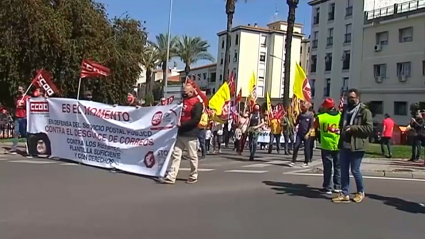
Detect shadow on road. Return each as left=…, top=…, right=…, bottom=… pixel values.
left=367, top=194, right=425, bottom=214
left=263, top=181, right=329, bottom=200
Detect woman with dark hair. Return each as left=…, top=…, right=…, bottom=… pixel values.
left=247, top=104, right=265, bottom=161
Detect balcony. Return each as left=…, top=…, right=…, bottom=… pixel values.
left=344, top=33, right=352, bottom=43
left=326, top=37, right=333, bottom=46
left=312, top=40, right=318, bottom=49
left=364, top=0, right=425, bottom=23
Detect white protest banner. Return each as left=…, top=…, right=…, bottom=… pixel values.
left=257, top=130, right=296, bottom=144
left=27, top=98, right=181, bottom=177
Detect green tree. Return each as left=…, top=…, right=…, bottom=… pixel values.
left=150, top=33, right=178, bottom=97
left=175, top=35, right=214, bottom=79
left=0, top=0, right=147, bottom=107
left=223, top=0, right=247, bottom=81
left=140, top=44, right=160, bottom=105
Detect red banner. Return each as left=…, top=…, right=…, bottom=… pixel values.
left=31, top=70, right=59, bottom=96
left=80, top=59, right=110, bottom=79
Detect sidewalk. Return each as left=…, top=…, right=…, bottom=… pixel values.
left=311, top=157, right=425, bottom=179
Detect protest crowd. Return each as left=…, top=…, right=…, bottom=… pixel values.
left=1, top=59, right=423, bottom=205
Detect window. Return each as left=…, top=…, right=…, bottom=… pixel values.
left=259, top=53, right=266, bottom=62
left=221, top=39, right=225, bottom=48
left=341, top=77, right=349, bottom=93
left=260, top=35, right=267, bottom=47
left=312, top=31, right=319, bottom=49
left=220, top=53, right=223, bottom=65
left=233, top=51, right=238, bottom=62
left=300, top=46, right=303, bottom=54
left=324, top=78, right=331, bottom=97
left=310, top=79, right=316, bottom=98
left=197, top=74, right=201, bottom=80
left=327, top=28, right=334, bottom=46
left=342, top=50, right=351, bottom=70
left=219, top=74, right=223, bottom=82
left=394, top=102, right=407, bottom=116
left=344, top=24, right=352, bottom=43
left=235, top=35, right=239, bottom=45
left=328, top=3, right=335, bottom=21
left=314, top=7, right=320, bottom=24
left=203, top=73, right=207, bottom=80
left=369, top=101, right=384, bottom=114
left=397, top=62, right=411, bottom=77
left=325, top=53, right=332, bottom=71
left=346, top=0, right=353, bottom=17
left=310, top=55, right=317, bottom=73
left=257, top=85, right=264, bottom=97
left=374, top=64, right=387, bottom=78
left=399, top=27, right=413, bottom=42
left=376, top=31, right=389, bottom=45
left=210, top=72, right=216, bottom=82
left=258, top=69, right=265, bottom=78
left=212, top=88, right=216, bottom=94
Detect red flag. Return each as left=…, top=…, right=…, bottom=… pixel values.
left=186, top=78, right=208, bottom=109
left=31, top=70, right=59, bottom=96
left=235, top=88, right=242, bottom=105
left=228, top=71, right=236, bottom=97
left=339, top=92, right=345, bottom=112
left=80, top=59, right=110, bottom=79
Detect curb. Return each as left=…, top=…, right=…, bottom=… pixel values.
left=312, top=167, right=425, bottom=179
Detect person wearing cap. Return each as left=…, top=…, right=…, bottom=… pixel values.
left=315, top=98, right=341, bottom=195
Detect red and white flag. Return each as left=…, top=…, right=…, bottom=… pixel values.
left=228, top=71, right=236, bottom=97
left=31, top=70, right=59, bottom=96
left=80, top=59, right=110, bottom=79
left=338, top=92, right=345, bottom=112
left=186, top=78, right=208, bottom=110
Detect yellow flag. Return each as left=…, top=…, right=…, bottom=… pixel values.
left=209, top=82, right=231, bottom=116
left=248, top=72, right=257, bottom=108
left=293, top=63, right=311, bottom=102
left=266, top=92, right=271, bottom=112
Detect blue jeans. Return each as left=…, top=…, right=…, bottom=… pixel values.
left=12, top=117, right=27, bottom=151
left=198, top=129, right=206, bottom=157
left=340, top=148, right=364, bottom=196
left=248, top=132, right=259, bottom=160
left=411, top=136, right=421, bottom=159
left=321, top=150, right=341, bottom=191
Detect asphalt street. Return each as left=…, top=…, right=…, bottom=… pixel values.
left=1, top=149, right=425, bottom=239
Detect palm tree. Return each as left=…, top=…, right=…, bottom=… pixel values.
left=223, top=0, right=247, bottom=81
left=283, top=0, right=299, bottom=109
left=150, top=33, right=178, bottom=97
left=140, top=43, right=160, bottom=104
left=175, top=35, right=215, bottom=79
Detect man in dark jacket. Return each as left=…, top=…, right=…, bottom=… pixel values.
left=288, top=101, right=314, bottom=167
left=332, top=88, right=373, bottom=204
left=409, top=112, right=424, bottom=162
left=162, top=84, right=202, bottom=184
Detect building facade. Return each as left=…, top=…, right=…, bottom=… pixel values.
left=216, top=21, right=305, bottom=101
left=360, top=0, right=425, bottom=124
left=179, top=63, right=217, bottom=96
left=300, top=39, right=310, bottom=73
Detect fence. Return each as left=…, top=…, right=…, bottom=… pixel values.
left=0, top=123, right=13, bottom=139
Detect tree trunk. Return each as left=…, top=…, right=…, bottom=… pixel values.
left=160, top=60, right=166, bottom=98
left=145, top=68, right=153, bottom=104
left=224, top=0, right=235, bottom=82
left=184, top=64, right=190, bottom=82
left=283, top=0, right=299, bottom=110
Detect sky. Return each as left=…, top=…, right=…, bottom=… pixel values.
left=98, top=0, right=312, bottom=68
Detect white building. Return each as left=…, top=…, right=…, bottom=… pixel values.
left=360, top=0, right=425, bottom=124
left=179, top=63, right=217, bottom=96
left=216, top=21, right=305, bottom=102
left=300, top=39, right=310, bottom=73
left=307, top=0, right=408, bottom=109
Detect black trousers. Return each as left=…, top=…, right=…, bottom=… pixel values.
left=291, top=134, right=312, bottom=164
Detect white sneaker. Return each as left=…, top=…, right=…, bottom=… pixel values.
left=301, top=163, right=309, bottom=168
left=287, top=162, right=295, bottom=167
left=419, top=202, right=425, bottom=207
left=333, top=189, right=342, bottom=193
left=26, top=155, right=33, bottom=159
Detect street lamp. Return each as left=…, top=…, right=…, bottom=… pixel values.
left=163, top=0, right=173, bottom=97
left=283, top=0, right=299, bottom=110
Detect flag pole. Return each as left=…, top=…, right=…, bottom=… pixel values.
left=19, top=83, right=33, bottom=105
left=76, top=78, right=82, bottom=100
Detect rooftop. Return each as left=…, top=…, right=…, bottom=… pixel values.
left=308, top=0, right=328, bottom=6
left=217, top=21, right=304, bottom=37
left=364, top=0, right=425, bottom=23
left=178, top=63, right=217, bottom=73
